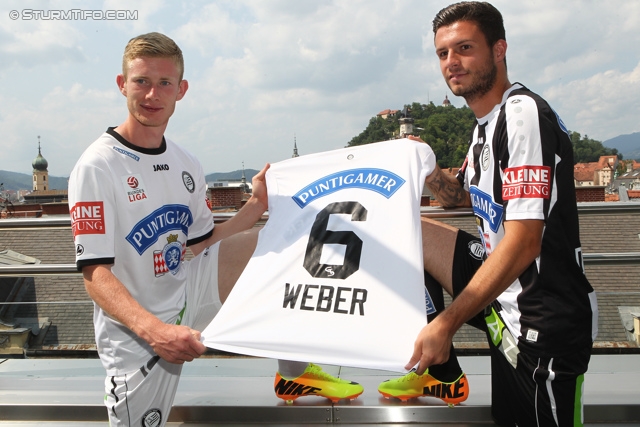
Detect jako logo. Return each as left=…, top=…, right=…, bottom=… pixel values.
left=153, top=164, right=169, bottom=172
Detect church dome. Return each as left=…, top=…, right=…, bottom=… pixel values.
left=32, top=141, right=48, bottom=171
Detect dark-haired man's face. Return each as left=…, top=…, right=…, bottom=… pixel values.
left=435, top=21, right=497, bottom=105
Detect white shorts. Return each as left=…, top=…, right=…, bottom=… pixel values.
left=105, top=242, right=222, bottom=427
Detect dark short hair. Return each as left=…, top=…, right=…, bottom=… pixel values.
left=432, top=2, right=505, bottom=48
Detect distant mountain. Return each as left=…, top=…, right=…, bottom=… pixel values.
left=205, top=169, right=260, bottom=183
left=603, top=132, right=640, bottom=160
left=0, top=169, right=261, bottom=193
left=0, top=170, right=68, bottom=192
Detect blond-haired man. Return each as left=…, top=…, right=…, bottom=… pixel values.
left=69, top=32, right=270, bottom=426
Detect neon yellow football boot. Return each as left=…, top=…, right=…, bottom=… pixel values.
left=274, top=363, right=364, bottom=403
left=378, top=370, right=469, bottom=406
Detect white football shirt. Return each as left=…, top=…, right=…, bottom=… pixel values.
left=202, top=138, right=435, bottom=372
left=68, top=128, right=214, bottom=375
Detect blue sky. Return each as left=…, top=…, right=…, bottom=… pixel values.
left=2, top=0, right=639, bottom=177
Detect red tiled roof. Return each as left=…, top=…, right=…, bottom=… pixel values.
left=574, top=163, right=597, bottom=182
left=597, top=155, right=617, bottom=169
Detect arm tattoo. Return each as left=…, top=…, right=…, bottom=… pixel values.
left=425, top=167, right=470, bottom=208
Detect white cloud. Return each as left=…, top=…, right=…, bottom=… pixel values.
left=0, top=10, right=86, bottom=69
left=544, top=61, right=640, bottom=140
left=0, top=84, right=121, bottom=176
left=173, top=2, right=248, bottom=56
left=0, top=0, right=638, bottom=176
left=102, top=0, right=169, bottom=33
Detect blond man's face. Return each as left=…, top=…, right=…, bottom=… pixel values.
left=118, top=56, right=187, bottom=129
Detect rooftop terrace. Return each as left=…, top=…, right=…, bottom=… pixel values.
left=1, top=203, right=639, bottom=425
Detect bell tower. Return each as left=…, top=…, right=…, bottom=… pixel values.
left=32, top=136, right=49, bottom=191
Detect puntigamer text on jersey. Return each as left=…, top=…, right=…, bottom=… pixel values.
left=293, top=168, right=406, bottom=208
left=125, top=204, right=193, bottom=254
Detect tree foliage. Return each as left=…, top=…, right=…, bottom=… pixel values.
left=570, top=132, right=619, bottom=163
left=348, top=102, right=475, bottom=169
left=348, top=115, right=400, bottom=147
left=348, top=104, right=619, bottom=168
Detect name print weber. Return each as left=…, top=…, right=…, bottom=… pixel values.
left=283, top=283, right=368, bottom=315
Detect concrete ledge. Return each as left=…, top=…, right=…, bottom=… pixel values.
left=1, top=356, right=639, bottom=425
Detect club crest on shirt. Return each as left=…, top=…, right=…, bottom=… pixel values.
left=468, top=241, right=485, bottom=260
left=182, top=171, right=195, bottom=193
left=292, top=168, right=406, bottom=208
left=141, top=408, right=162, bottom=427
left=480, top=143, right=491, bottom=171
left=153, top=234, right=186, bottom=276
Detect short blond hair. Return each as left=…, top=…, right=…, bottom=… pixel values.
left=122, top=32, right=184, bottom=80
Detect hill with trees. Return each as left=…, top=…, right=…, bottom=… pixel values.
left=570, top=132, right=620, bottom=164
left=348, top=103, right=620, bottom=168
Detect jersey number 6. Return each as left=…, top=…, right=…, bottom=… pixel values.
left=303, top=201, right=367, bottom=280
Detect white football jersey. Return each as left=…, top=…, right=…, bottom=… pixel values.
left=68, top=128, right=214, bottom=375
left=202, top=138, right=435, bottom=372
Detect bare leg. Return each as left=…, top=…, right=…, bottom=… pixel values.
left=217, top=227, right=260, bottom=303
left=420, top=217, right=464, bottom=382
left=421, top=217, right=458, bottom=296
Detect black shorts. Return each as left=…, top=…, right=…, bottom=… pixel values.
left=489, top=344, right=589, bottom=427
left=451, top=229, right=590, bottom=427
left=450, top=229, right=485, bottom=329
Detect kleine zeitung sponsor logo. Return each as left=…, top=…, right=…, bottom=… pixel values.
left=70, top=201, right=105, bottom=237
left=502, top=165, right=551, bottom=200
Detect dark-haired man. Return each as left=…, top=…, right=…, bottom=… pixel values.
left=378, top=3, right=598, bottom=426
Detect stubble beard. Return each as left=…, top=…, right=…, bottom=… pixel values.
left=448, top=59, right=498, bottom=105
